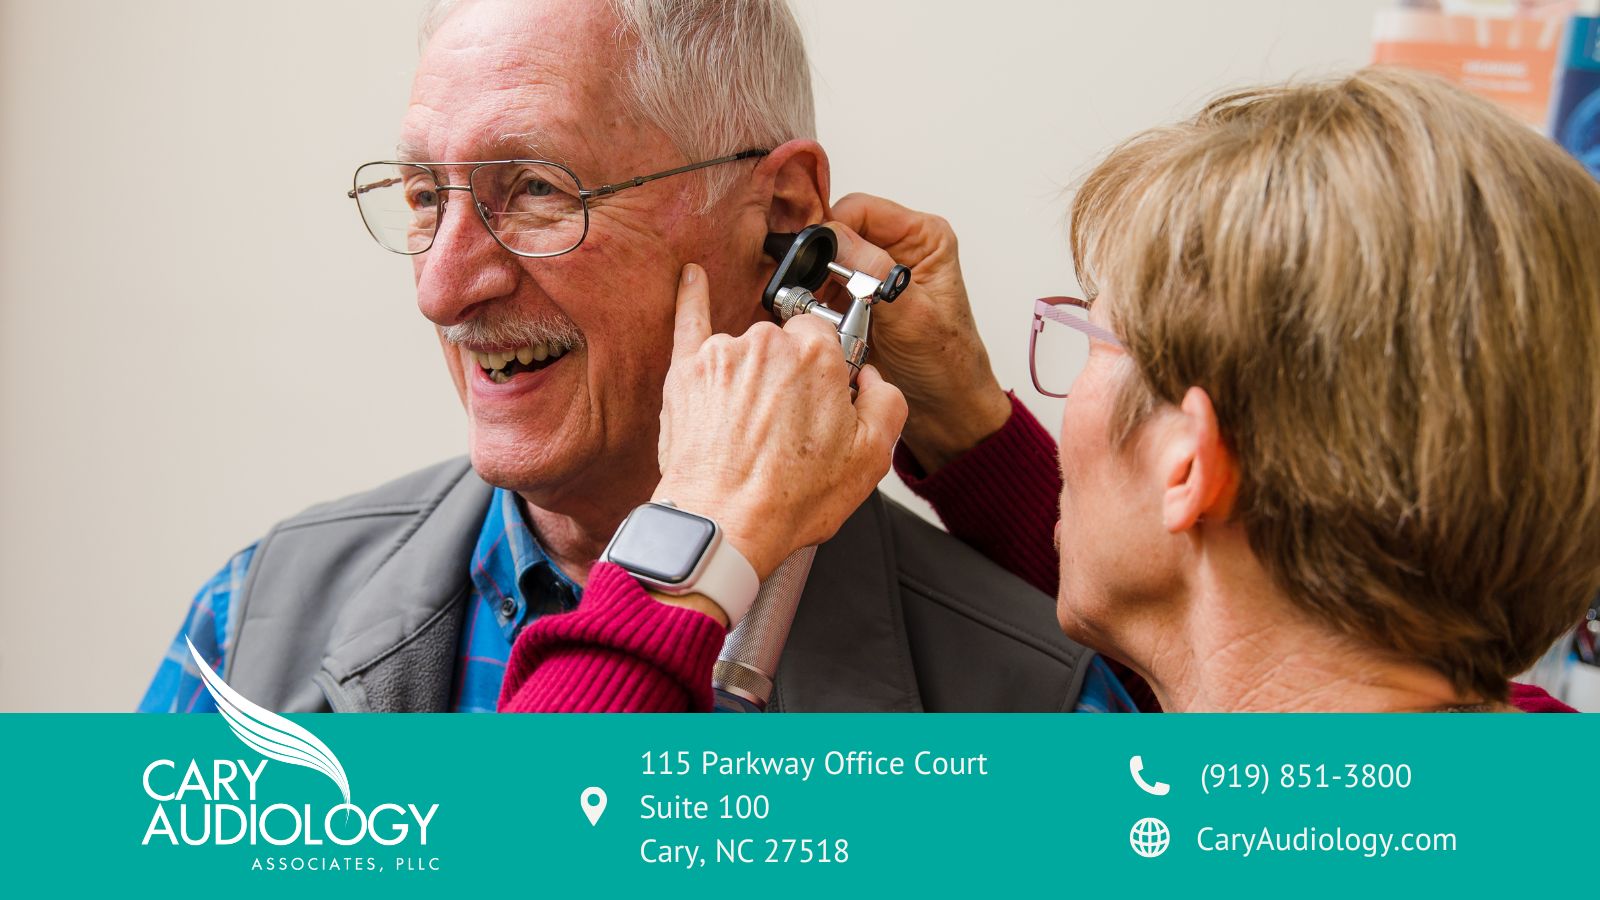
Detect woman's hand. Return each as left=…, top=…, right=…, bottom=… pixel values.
left=653, top=263, right=908, bottom=582
left=826, top=193, right=1013, bottom=473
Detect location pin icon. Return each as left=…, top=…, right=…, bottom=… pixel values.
left=581, top=787, right=607, bottom=826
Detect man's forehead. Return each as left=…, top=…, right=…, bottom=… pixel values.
left=401, top=0, right=630, bottom=166
left=423, top=0, right=620, bottom=63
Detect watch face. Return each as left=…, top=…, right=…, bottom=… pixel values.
left=608, top=504, right=716, bottom=585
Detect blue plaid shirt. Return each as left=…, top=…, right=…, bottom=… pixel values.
left=139, top=488, right=1134, bottom=713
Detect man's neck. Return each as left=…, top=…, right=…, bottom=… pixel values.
left=517, top=477, right=659, bottom=587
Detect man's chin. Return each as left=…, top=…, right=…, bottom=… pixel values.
left=466, top=435, right=578, bottom=497
left=464, top=415, right=661, bottom=516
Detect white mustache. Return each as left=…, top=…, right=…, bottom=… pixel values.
left=441, top=312, right=584, bottom=351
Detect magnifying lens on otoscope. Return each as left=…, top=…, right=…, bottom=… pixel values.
left=760, top=225, right=911, bottom=383
left=711, top=225, right=911, bottom=712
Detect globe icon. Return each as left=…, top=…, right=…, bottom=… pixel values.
left=1129, top=817, right=1171, bottom=858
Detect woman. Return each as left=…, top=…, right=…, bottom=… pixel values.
left=499, top=68, right=1600, bottom=713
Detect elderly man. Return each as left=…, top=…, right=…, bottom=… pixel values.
left=139, top=0, right=1129, bottom=713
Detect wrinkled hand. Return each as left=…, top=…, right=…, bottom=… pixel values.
left=654, top=263, right=908, bottom=582
left=825, top=193, right=1013, bottom=473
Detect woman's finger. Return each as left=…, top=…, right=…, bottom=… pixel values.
left=671, top=263, right=713, bottom=364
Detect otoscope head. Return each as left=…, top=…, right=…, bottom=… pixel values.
left=762, top=224, right=837, bottom=313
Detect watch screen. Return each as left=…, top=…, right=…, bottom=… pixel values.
left=608, top=504, right=716, bottom=584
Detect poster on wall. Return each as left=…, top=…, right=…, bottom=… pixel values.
left=1373, top=0, right=1577, bottom=132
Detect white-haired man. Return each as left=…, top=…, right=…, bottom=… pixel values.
left=140, top=0, right=1133, bottom=713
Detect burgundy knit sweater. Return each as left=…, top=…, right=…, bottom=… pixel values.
left=497, top=394, right=1573, bottom=713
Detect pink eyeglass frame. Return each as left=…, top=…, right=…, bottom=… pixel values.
left=1030, top=296, right=1123, bottom=398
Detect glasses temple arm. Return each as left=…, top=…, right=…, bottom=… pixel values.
left=582, top=148, right=770, bottom=199
left=347, top=176, right=405, bottom=199
left=1037, top=304, right=1122, bottom=346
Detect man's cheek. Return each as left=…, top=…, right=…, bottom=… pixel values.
left=438, top=339, right=469, bottom=405
left=590, top=310, right=674, bottom=379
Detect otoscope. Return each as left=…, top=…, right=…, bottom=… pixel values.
left=711, top=225, right=911, bottom=712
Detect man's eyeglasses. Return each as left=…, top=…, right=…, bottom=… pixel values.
left=1029, top=296, right=1124, bottom=398
left=348, top=149, right=770, bottom=258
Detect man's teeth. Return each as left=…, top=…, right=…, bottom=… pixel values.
left=471, top=342, right=568, bottom=372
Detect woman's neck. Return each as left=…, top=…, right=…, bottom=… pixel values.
left=1158, top=634, right=1481, bottom=712
left=1136, top=542, right=1488, bottom=713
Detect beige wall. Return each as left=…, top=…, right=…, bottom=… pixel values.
left=0, top=0, right=1389, bottom=710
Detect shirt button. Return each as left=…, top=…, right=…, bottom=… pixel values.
left=499, top=596, right=517, bottom=619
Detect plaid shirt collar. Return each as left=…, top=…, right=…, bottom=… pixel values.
left=469, top=487, right=581, bottom=642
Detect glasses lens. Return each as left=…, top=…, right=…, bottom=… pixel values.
left=1032, top=304, right=1093, bottom=397
left=353, top=163, right=438, bottom=254
left=471, top=162, right=586, bottom=257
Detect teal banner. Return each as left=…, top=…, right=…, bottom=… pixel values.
left=2, top=713, right=1587, bottom=896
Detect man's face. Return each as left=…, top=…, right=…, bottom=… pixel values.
left=402, top=0, right=764, bottom=506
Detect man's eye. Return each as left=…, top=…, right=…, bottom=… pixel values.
left=520, top=178, right=556, bottom=198
left=408, top=188, right=439, bottom=209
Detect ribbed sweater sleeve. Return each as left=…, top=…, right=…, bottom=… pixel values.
left=497, top=562, right=726, bottom=712
left=893, top=392, right=1063, bottom=597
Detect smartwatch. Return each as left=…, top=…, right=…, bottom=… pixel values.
left=600, top=502, right=760, bottom=627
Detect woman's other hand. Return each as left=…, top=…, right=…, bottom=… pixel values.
left=827, top=193, right=1013, bottom=473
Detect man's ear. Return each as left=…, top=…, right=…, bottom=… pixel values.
left=1159, top=387, right=1239, bottom=533
left=751, top=139, right=830, bottom=232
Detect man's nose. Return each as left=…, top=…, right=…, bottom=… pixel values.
left=413, top=190, right=520, bottom=327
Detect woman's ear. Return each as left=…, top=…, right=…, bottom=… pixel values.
left=751, top=139, right=830, bottom=232
left=1160, top=387, right=1238, bottom=533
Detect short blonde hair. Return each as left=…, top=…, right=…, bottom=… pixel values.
left=1070, top=67, right=1600, bottom=700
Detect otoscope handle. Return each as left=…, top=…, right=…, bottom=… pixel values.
left=713, top=545, right=818, bottom=711
left=717, top=231, right=909, bottom=712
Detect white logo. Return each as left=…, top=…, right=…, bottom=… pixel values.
left=186, top=636, right=351, bottom=803
left=1130, top=817, right=1171, bottom=858
left=140, top=640, right=439, bottom=857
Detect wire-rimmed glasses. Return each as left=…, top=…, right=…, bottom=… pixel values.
left=348, top=149, right=770, bottom=258
left=1029, top=296, right=1124, bottom=398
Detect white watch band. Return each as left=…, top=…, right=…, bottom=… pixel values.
left=601, top=503, right=761, bottom=628
left=690, top=531, right=760, bottom=628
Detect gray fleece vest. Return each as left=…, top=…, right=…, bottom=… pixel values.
left=222, top=458, right=1092, bottom=712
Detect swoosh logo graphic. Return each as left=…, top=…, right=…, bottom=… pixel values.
left=185, top=636, right=351, bottom=804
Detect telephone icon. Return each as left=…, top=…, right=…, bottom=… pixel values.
left=1129, top=755, right=1170, bottom=796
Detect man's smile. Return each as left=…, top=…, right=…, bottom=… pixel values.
left=466, top=338, right=575, bottom=384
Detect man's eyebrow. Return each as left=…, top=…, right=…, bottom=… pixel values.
left=493, top=130, right=570, bottom=164
left=391, top=131, right=575, bottom=167
left=394, top=139, right=428, bottom=163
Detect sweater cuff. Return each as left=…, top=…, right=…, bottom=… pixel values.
left=499, top=562, right=727, bottom=712
left=894, top=391, right=1061, bottom=534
